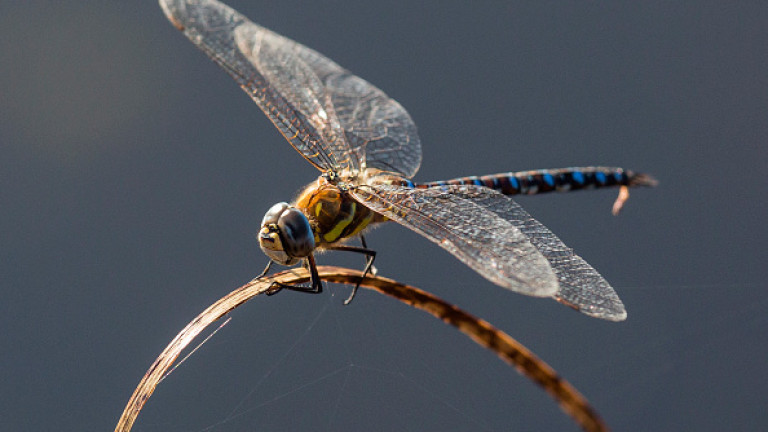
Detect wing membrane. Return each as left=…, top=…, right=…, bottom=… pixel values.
left=159, top=0, right=348, bottom=171
left=160, top=0, right=422, bottom=177
left=447, top=186, right=627, bottom=320
left=234, top=25, right=355, bottom=172
left=309, top=66, right=422, bottom=178
left=352, top=183, right=559, bottom=297
left=355, top=183, right=626, bottom=320
left=264, top=20, right=422, bottom=178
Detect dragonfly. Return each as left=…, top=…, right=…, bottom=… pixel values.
left=159, top=0, right=655, bottom=321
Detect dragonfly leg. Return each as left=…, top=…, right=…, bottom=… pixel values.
left=360, top=235, right=377, bottom=276
left=265, top=254, right=324, bottom=296
left=256, top=260, right=273, bottom=279
left=326, top=243, right=377, bottom=305
left=256, top=261, right=284, bottom=296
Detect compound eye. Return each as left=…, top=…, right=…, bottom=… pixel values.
left=277, top=208, right=315, bottom=258
left=261, top=202, right=290, bottom=227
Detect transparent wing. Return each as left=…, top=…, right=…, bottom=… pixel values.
left=235, top=7, right=422, bottom=177
left=352, top=183, right=559, bottom=297
left=450, top=186, right=627, bottom=321
left=160, top=0, right=422, bottom=178
left=159, top=0, right=350, bottom=172
left=354, top=183, right=626, bottom=320
left=298, top=55, right=423, bottom=178
left=234, top=24, right=355, bottom=172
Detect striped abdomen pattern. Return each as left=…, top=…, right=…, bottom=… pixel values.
left=418, top=167, right=656, bottom=196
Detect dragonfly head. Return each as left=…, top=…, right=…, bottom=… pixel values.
left=259, top=202, right=315, bottom=266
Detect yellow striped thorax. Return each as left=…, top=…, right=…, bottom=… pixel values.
left=293, top=176, right=383, bottom=247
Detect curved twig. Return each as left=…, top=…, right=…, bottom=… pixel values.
left=114, top=267, right=609, bottom=432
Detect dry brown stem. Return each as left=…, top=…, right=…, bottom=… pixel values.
left=115, top=266, right=609, bottom=432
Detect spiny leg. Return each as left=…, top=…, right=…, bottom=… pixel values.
left=360, top=235, right=378, bottom=276
left=256, top=261, right=283, bottom=295
left=265, top=254, right=324, bottom=296
left=256, top=260, right=273, bottom=279
left=327, top=242, right=377, bottom=305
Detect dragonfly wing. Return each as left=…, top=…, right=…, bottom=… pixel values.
left=355, top=183, right=626, bottom=320
left=159, top=0, right=353, bottom=172
left=299, top=56, right=423, bottom=178
left=451, top=186, right=628, bottom=320
left=160, top=0, right=422, bottom=177
left=234, top=25, right=357, bottom=172
left=352, top=183, right=559, bottom=297
left=253, top=14, right=422, bottom=178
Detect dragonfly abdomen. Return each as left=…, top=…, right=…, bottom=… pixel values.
left=420, top=167, right=656, bottom=196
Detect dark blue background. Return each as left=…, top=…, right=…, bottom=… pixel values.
left=2, top=1, right=766, bottom=431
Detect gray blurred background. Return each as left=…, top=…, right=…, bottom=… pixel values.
left=2, top=1, right=766, bottom=431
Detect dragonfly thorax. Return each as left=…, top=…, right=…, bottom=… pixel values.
left=294, top=178, right=383, bottom=247
left=259, top=202, right=315, bottom=266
